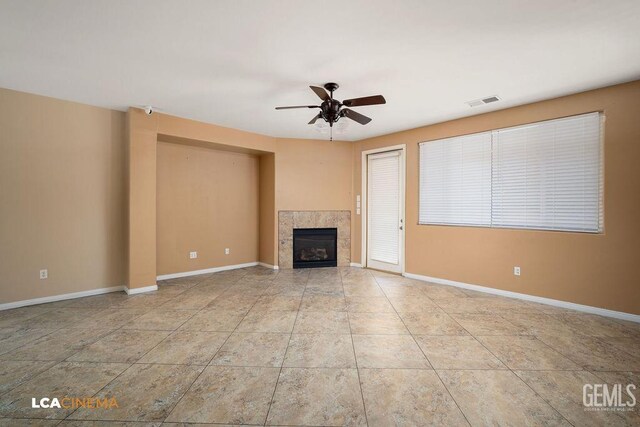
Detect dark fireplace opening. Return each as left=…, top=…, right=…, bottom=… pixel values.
left=293, top=228, right=337, bottom=269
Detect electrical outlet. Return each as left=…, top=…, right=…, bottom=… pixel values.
left=514, top=266, right=521, bottom=276
left=189, top=251, right=197, bottom=259
left=40, top=269, right=48, bottom=279
left=225, top=248, right=230, bottom=255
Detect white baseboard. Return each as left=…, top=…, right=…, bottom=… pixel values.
left=0, top=286, right=125, bottom=311
left=156, top=262, right=260, bottom=281
left=403, top=272, right=640, bottom=324
left=350, top=263, right=363, bottom=268
left=258, top=262, right=279, bottom=270
left=124, top=285, right=158, bottom=295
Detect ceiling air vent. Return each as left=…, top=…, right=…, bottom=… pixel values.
left=467, top=95, right=500, bottom=107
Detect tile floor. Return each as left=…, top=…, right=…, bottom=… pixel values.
left=0, top=266, right=639, bottom=426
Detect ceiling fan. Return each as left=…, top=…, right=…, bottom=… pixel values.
left=275, top=82, right=386, bottom=140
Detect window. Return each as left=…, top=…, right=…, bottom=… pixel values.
left=419, top=132, right=492, bottom=227
left=419, top=112, right=603, bottom=233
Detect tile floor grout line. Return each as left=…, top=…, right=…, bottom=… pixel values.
left=511, top=371, right=578, bottom=427
left=579, top=334, right=640, bottom=363
left=428, top=294, right=479, bottom=338
left=0, top=359, right=63, bottom=399
left=0, top=326, right=63, bottom=358
left=4, top=266, right=639, bottom=425
left=431, top=368, right=474, bottom=427
left=0, top=320, right=108, bottom=361
left=342, top=268, right=370, bottom=427
left=58, top=307, right=175, bottom=365
left=2, top=359, right=610, bottom=370
left=0, top=416, right=65, bottom=424
left=59, top=281, right=213, bottom=362
left=523, top=333, right=589, bottom=369
left=510, top=314, right=602, bottom=368
left=1, top=270, right=246, bottom=422
left=436, top=302, right=579, bottom=425
left=160, top=269, right=271, bottom=425
left=63, top=272, right=238, bottom=421
left=60, top=275, right=224, bottom=422
left=468, top=320, right=577, bottom=426
left=60, top=360, right=137, bottom=422
left=263, top=269, right=309, bottom=426
left=440, top=295, right=579, bottom=425
left=372, top=270, right=473, bottom=427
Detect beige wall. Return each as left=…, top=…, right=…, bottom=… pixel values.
left=156, top=142, right=259, bottom=275
left=126, top=109, right=275, bottom=288
left=275, top=137, right=353, bottom=212
left=127, top=109, right=158, bottom=288
left=152, top=135, right=355, bottom=274
left=353, top=80, right=640, bottom=315
left=4, top=80, right=638, bottom=315
left=158, top=113, right=276, bottom=153
left=0, top=88, right=126, bottom=303
left=151, top=135, right=356, bottom=269
left=259, top=153, right=276, bottom=266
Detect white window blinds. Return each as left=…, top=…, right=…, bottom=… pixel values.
left=491, top=113, right=602, bottom=232
left=419, top=132, right=492, bottom=226
left=419, top=112, right=603, bottom=233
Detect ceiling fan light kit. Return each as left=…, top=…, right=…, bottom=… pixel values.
left=275, top=82, right=386, bottom=141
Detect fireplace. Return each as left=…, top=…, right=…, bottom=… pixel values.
left=278, top=211, right=350, bottom=269
left=293, top=228, right=337, bottom=268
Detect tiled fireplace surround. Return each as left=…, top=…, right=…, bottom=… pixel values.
left=278, top=210, right=351, bottom=268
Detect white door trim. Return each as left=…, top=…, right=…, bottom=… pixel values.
left=361, top=144, right=406, bottom=274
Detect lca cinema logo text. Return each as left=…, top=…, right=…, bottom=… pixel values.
left=31, top=396, right=118, bottom=410
left=583, top=383, right=636, bottom=412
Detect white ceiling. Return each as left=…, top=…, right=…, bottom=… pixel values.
left=1, top=1, right=639, bottom=141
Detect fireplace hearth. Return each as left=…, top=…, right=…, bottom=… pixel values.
left=293, top=228, right=337, bottom=268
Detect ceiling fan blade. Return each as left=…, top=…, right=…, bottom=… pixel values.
left=342, top=95, right=386, bottom=107
left=308, top=113, right=322, bottom=124
left=342, top=108, right=372, bottom=125
left=275, top=105, right=319, bottom=110
left=310, top=86, right=330, bottom=101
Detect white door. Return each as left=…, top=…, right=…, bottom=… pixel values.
left=367, top=150, right=404, bottom=273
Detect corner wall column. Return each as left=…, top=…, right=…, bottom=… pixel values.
left=126, top=108, right=158, bottom=292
